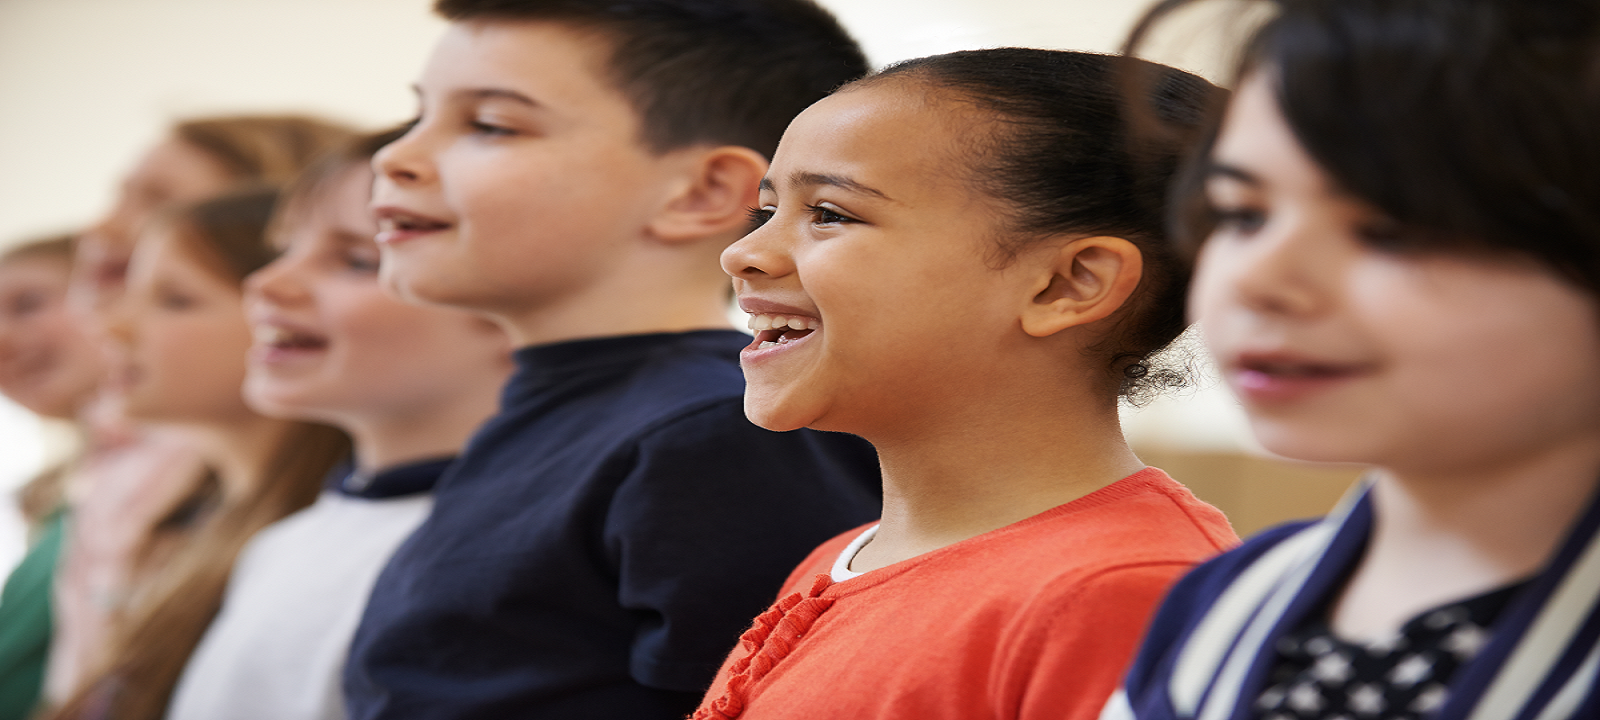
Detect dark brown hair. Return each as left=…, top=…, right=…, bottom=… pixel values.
left=49, top=190, right=350, bottom=720
left=432, top=0, right=869, bottom=158
left=1127, top=0, right=1600, bottom=295
left=851, top=49, right=1222, bottom=402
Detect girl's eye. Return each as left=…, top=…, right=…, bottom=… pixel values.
left=157, top=291, right=195, bottom=311
left=343, top=251, right=381, bottom=274
left=1354, top=216, right=1420, bottom=252
left=746, top=206, right=775, bottom=231
left=6, top=291, right=47, bottom=317
left=1210, top=205, right=1266, bottom=236
left=469, top=119, right=516, bottom=137
left=805, top=204, right=856, bottom=226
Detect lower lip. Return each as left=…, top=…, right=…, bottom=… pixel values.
left=251, top=344, right=327, bottom=366
left=739, top=331, right=816, bottom=363
left=1230, top=367, right=1361, bottom=404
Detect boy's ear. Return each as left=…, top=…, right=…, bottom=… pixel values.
left=647, top=146, right=768, bottom=244
left=1020, top=236, right=1144, bottom=338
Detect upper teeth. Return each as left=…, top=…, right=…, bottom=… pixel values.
left=254, top=326, right=293, bottom=345
left=746, top=314, right=819, bottom=332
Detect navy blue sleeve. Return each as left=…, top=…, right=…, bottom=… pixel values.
left=602, top=399, right=880, bottom=692
left=1122, top=521, right=1314, bottom=718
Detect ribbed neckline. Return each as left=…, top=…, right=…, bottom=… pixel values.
left=823, top=467, right=1174, bottom=596
left=333, top=456, right=456, bottom=499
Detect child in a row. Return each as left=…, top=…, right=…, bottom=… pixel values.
left=342, top=1, right=885, bottom=717
left=163, top=129, right=513, bottom=720
left=1109, top=0, right=1600, bottom=718
left=49, top=190, right=351, bottom=720
left=690, top=48, right=1238, bottom=720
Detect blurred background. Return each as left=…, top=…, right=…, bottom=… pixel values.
left=0, top=0, right=1358, bottom=575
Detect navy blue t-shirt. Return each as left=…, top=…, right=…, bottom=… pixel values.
left=343, top=331, right=882, bottom=720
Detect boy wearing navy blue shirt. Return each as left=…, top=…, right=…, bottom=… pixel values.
left=347, top=1, right=880, bottom=718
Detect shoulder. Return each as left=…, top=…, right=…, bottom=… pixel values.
left=1119, top=520, right=1318, bottom=706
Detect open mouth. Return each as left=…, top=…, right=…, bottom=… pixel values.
left=382, top=213, right=450, bottom=233
left=747, top=313, right=819, bottom=350
left=254, top=325, right=328, bottom=353
left=1238, top=358, right=1352, bottom=379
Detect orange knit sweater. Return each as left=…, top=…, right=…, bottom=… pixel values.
left=692, top=467, right=1238, bottom=720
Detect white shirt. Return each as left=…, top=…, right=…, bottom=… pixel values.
left=165, top=490, right=432, bottom=720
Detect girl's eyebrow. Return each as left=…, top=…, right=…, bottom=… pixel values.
left=1204, top=162, right=1259, bottom=186
left=761, top=172, right=896, bottom=202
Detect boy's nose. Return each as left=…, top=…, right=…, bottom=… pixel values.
left=373, top=124, right=434, bottom=185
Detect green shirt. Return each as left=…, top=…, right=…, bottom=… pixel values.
left=0, top=510, right=65, bottom=720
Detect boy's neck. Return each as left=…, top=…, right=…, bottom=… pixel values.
left=849, top=386, right=1144, bottom=574
left=347, top=395, right=504, bottom=474
left=492, top=249, right=737, bottom=348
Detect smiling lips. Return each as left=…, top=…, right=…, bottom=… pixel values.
left=253, top=325, right=328, bottom=357
left=374, top=208, right=452, bottom=245
left=1229, top=353, right=1371, bottom=402
left=746, top=313, right=819, bottom=350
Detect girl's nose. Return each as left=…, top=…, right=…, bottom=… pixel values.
left=1224, top=214, right=1336, bottom=317
left=243, top=253, right=310, bottom=306
left=720, top=222, right=794, bottom=281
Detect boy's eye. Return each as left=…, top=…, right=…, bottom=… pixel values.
left=805, top=204, right=855, bottom=226
left=746, top=206, right=775, bottom=231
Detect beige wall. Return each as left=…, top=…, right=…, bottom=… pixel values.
left=0, top=0, right=1325, bottom=570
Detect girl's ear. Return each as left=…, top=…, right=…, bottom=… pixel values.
left=648, top=146, right=768, bottom=244
left=1020, top=236, right=1144, bottom=338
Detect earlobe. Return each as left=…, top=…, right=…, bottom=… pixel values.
left=648, top=146, right=769, bottom=244
left=1020, top=236, right=1144, bottom=338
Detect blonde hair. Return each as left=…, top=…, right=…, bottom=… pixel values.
left=47, top=192, right=351, bottom=720
left=172, top=115, right=358, bottom=188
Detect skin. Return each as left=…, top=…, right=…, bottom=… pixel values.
left=723, top=82, right=1147, bottom=572
left=0, top=255, right=104, bottom=419
left=1193, top=73, right=1600, bottom=640
left=105, top=226, right=291, bottom=496
left=371, top=19, right=765, bottom=347
left=71, top=138, right=237, bottom=321
left=243, top=164, right=512, bottom=471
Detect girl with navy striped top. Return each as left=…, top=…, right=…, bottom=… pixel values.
left=1109, top=1, right=1600, bottom=719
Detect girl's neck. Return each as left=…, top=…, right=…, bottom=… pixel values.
left=1331, top=435, right=1600, bottom=641
left=186, top=415, right=296, bottom=500
left=849, top=387, right=1144, bottom=574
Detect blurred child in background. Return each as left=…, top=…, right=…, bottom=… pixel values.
left=48, top=190, right=349, bottom=720
left=163, top=129, right=512, bottom=720
left=1109, top=1, right=1600, bottom=718
left=48, top=116, right=354, bottom=703
left=0, top=235, right=103, bottom=720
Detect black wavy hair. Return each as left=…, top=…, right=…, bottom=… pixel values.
left=850, top=48, right=1223, bottom=402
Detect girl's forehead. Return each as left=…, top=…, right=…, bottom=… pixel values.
left=772, top=84, right=980, bottom=192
